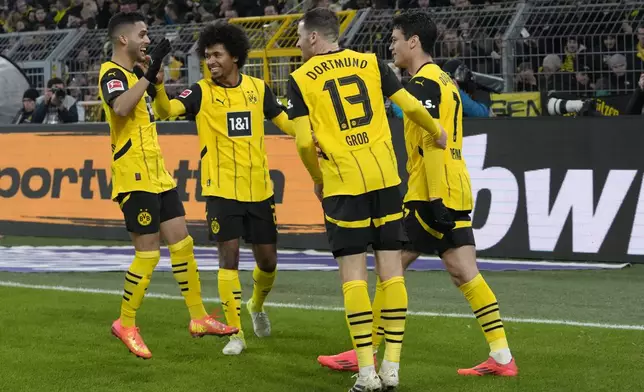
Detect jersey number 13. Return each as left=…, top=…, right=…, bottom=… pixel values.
left=323, top=75, right=373, bottom=131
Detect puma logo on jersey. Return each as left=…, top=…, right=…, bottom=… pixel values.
left=216, top=98, right=226, bottom=105
left=414, top=79, right=425, bottom=86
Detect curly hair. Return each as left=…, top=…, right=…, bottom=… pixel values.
left=197, top=22, right=250, bottom=68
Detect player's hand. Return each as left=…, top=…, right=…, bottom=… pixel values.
left=137, top=55, right=165, bottom=84
left=144, top=39, right=171, bottom=84
left=314, top=182, right=324, bottom=202
left=435, top=125, right=447, bottom=149
left=427, top=198, right=455, bottom=233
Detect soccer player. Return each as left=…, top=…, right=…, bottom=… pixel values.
left=317, top=11, right=519, bottom=377
left=154, top=22, right=294, bottom=356
left=288, top=8, right=448, bottom=392
left=99, top=12, right=238, bottom=359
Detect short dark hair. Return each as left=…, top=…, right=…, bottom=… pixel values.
left=107, top=12, right=146, bottom=42
left=197, top=22, right=250, bottom=68
left=47, top=77, right=64, bottom=88
left=301, top=8, right=339, bottom=42
left=392, top=11, right=437, bottom=56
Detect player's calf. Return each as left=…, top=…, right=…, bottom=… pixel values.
left=248, top=244, right=277, bottom=337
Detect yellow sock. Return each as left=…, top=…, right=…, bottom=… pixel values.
left=371, top=275, right=385, bottom=351
left=218, top=268, right=242, bottom=331
left=459, top=273, right=509, bottom=353
left=250, top=265, right=276, bottom=312
left=120, top=250, right=160, bottom=327
left=381, top=276, right=408, bottom=364
left=343, top=280, right=374, bottom=369
left=169, top=236, right=207, bottom=320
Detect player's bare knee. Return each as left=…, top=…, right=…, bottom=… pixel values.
left=374, top=250, right=403, bottom=282
left=442, top=246, right=478, bottom=286
left=401, top=250, right=421, bottom=270
left=160, top=216, right=189, bottom=245
left=131, top=232, right=161, bottom=252
left=253, top=244, right=277, bottom=272
left=337, top=253, right=368, bottom=283
left=218, top=240, right=240, bottom=270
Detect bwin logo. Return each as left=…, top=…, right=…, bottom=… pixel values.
left=420, top=99, right=435, bottom=109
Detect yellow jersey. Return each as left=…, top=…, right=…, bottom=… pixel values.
left=403, top=62, right=473, bottom=211
left=287, top=49, right=403, bottom=197
left=175, top=74, right=286, bottom=202
left=98, top=61, right=176, bottom=200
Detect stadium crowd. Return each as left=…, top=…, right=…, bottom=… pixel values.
left=2, top=0, right=644, bottom=120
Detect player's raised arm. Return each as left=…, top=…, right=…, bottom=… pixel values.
left=377, top=59, right=447, bottom=149
left=263, top=82, right=295, bottom=137
left=287, top=76, right=323, bottom=184
left=406, top=76, right=446, bottom=199
left=108, top=39, right=171, bottom=117
left=154, top=83, right=202, bottom=120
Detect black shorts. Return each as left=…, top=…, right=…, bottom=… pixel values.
left=206, top=196, right=277, bottom=244
left=323, top=186, right=407, bottom=258
left=403, top=201, right=476, bottom=257
left=115, top=188, right=186, bottom=235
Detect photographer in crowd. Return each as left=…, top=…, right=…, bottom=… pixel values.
left=442, top=59, right=493, bottom=118
left=626, top=73, right=644, bottom=115
left=32, top=78, right=79, bottom=124
left=388, top=59, right=494, bottom=119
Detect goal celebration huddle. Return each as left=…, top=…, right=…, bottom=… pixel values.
left=99, top=7, right=517, bottom=392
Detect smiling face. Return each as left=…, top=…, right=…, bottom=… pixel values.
left=389, top=28, right=413, bottom=69
left=120, top=21, right=151, bottom=63
left=204, top=44, right=237, bottom=81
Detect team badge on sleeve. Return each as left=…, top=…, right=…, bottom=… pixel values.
left=179, top=89, right=192, bottom=99
left=107, top=79, right=124, bottom=94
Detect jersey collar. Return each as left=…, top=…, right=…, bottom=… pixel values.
left=415, top=61, right=436, bottom=75
left=315, top=48, right=346, bottom=58
left=213, top=73, right=243, bottom=88
left=108, top=60, right=135, bottom=74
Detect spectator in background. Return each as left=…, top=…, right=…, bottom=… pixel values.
left=560, top=37, right=586, bottom=73
left=626, top=73, right=644, bottom=114
left=571, top=63, right=594, bottom=96
left=33, top=77, right=79, bottom=124
left=515, top=62, right=538, bottom=92
left=606, top=53, right=634, bottom=92
left=34, top=5, right=54, bottom=29
left=540, top=54, right=571, bottom=92
left=165, top=3, right=180, bottom=24
left=634, top=24, right=644, bottom=71
left=12, top=88, right=39, bottom=124
left=15, top=0, right=30, bottom=16
left=593, top=33, right=623, bottom=79
left=264, top=5, right=278, bottom=16
left=120, top=0, right=138, bottom=13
